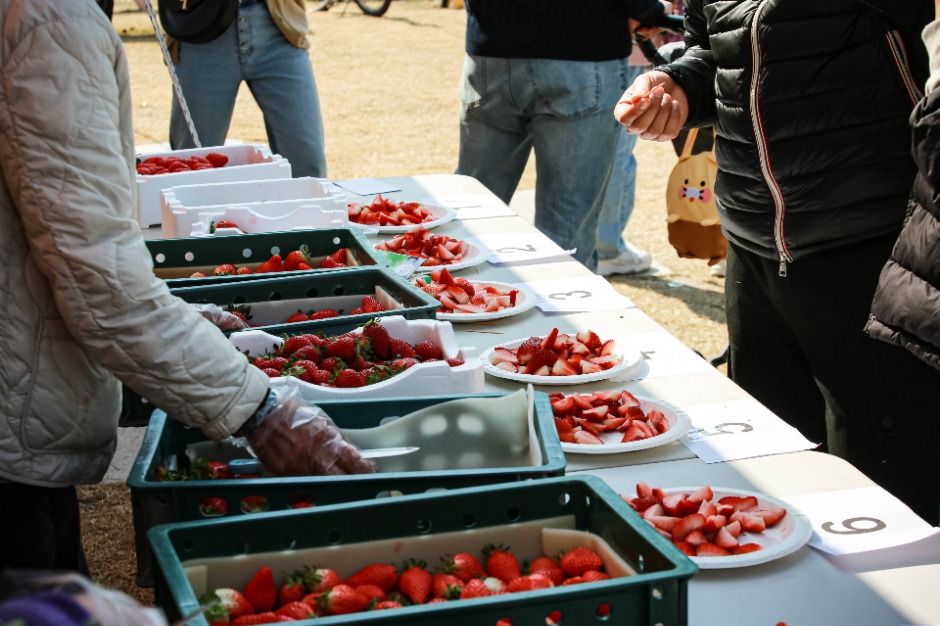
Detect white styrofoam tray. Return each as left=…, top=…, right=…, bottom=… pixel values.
left=229, top=315, right=484, bottom=399
left=160, top=177, right=347, bottom=237
left=136, top=145, right=291, bottom=228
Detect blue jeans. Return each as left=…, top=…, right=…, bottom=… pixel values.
left=596, top=65, right=644, bottom=260
left=457, top=56, right=631, bottom=271
left=169, top=2, right=327, bottom=177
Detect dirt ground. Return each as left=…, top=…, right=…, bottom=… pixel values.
left=80, top=0, right=727, bottom=604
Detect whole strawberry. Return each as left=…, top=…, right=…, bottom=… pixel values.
left=326, top=336, right=359, bottom=362
left=275, top=601, right=314, bottom=620
left=459, top=577, right=504, bottom=599
left=371, top=600, right=402, bottom=610
left=361, top=295, right=385, bottom=312
left=354, top=584, right=385, bottom=603
left=399, top=560, right=433, bottom=604
left=506, top=573, right=554, bottom=593
left=432, top=573, right=464, bottom=599
left=361, top=320, right=392, bottom=360
left=483, top=544, right=521, bottom=584
left=286, top=310, right=308, bottom=324
left=388, top=338, right=416, bottom=359
left=415, top=340, right=443, bottom=361
left=242, top=566, right=277, bottom=612
left=317, top=584, right=369, bottom=615
left=303, top=566, right=343, bottom=593
left=205, top=589, right=253, bottom=620
left=334, top=368, right=367, bottom=388
left=440, top=552, right=485, bottom=582
left=558, top=546, right=604, bottom=577
left=231, top=612, right=278, bottom=626
left=278, top=572, right=307, bottom=606
left=345, top=562, right=398, bottom=593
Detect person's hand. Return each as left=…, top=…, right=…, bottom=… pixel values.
left=614, top=70, right=689, bottom=141
left=191, top=303, right=251, bottom=332
left=247, top=392, right=376, bottom=476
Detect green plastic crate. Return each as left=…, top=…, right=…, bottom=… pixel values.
left=168, top=266, right=439, bottom=336
left=150, top=476, right=696, bottom=625
left=129, top=392, right=566, bottom=586
left=147, top=228, right=379, bottom=288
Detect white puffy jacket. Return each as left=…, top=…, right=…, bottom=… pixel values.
left=0, top=0, right=268, bottom=487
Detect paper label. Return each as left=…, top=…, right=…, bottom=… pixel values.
left=468, top=232, right=574, bottom=265
left=332, top=178, right=403, bottom=196
left=526, top=276, right=635, bottom=312
left=421, top=195, right=516, bottom=220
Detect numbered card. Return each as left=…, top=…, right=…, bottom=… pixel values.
left=784, top=487, right=940, bottom=555
left=421, top=195, right=516, bottom=220
left=332, top=178, right=402, bottom=196
left=526, top=276, right=635, bottom=313
left=610, top=331, right=715, bottom=381
left=468, top=232, right=575, bottom=265
left=680, top=398, right=817, bottom=463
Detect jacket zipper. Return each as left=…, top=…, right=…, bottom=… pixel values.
left=748, top=0, right=792, bottom=277
left=883, top=29, right=923, bottom=106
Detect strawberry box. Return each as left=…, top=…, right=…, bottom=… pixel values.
left=129, top=392, right=566, bottom=586
left=148, top=476, right=695, bottom=625
left=136, top=145, right=292, bottom=227
left=167, top=267, right=440, bottom=336
left=160, top=177, right=348, bottom=238
left=145, top=228, right=380, bottom=289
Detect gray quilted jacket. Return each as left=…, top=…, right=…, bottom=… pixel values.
left=0, top=0, right=268, bottom=487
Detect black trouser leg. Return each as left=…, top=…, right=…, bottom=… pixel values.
left=0, top=483, right=89, bottom=575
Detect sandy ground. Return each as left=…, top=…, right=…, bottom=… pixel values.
left=80, top=1, right=728, bottom=604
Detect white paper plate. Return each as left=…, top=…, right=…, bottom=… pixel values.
left=646, top=487, right=813, bottom=569
left=435, top=281, right=537, bottom=323
left=375, top=240, right=491, bottom=274
left=348, top=202, right=456, bottom=234
left=559, top=396, right=691, bottom=455
left=480, top=336, right=641, bottom=386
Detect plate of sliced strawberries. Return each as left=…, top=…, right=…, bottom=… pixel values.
left=347, top=195, right=456, bottom=234
left=375, top=226, right=490, bottom=272
left=481, top=328, right=641, bottom=385
left=415, top=268, right=536, bottom=322
left=550, top=391, right=691, bottom=454
left=626, top=483, right=812, bottom=569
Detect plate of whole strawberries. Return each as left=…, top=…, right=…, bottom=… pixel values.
left=415, top=268, right=536, bottom=323
left=374, top=226, right=489, bottom=272
left=550, top=391, right=691, bottom=454
left=347, top=195, right=456, bottom=234
left=481, top=328, right=640, bottom=385
left=626, top=482, right=812, bottom=569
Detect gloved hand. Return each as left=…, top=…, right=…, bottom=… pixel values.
left=244, top=387, right=376, bottom=476
left=190, top=302, right=251, bottom=332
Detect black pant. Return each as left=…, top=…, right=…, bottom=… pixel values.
left=0, top=483, right=89, bottom=575
left=726, top=234, right=940, bottom=525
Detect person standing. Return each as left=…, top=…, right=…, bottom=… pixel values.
left=615, top=0, right=940, bottom=523
left=456, top=0, right=667, bottom=271
left=168, top=0, right=327, bottom=177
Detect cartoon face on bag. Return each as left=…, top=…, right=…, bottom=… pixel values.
left=680, top=178, right=713, bottom=203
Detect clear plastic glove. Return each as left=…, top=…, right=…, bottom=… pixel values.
left=246, top=386, right=376, bottom=476
left=614, top=70, right=689, bottom=142
left=190, top=302, right=251, bottom=332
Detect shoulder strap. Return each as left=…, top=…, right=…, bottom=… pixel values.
left=680, top=127, right=700, bottom=159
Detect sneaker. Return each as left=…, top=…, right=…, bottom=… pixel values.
left=596, top=243, right=652, bottom=276
left=710, top=258, right=727, bottom=278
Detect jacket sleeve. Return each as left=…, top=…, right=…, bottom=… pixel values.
left=0, top=11, right=268, bottom=440
left=622, top=0, right=666, bottom=26
left=658, top=0, right=718, bottom=127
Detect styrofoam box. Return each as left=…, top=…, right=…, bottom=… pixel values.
left=228, top=315, right=484, bottom=398
left=136, top=145, right=291, bottom=227
left=160, top=177, right=348, bottom=237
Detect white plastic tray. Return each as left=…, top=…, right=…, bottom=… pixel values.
left=480, top=336, right=642, bottom=386
left=228, top=316, right=484, bottom=399
left=347, top=202, right=457, bottom=234
left=435, top=280, right=537, bottom=323
left=136, top=145, right=292, bottom=228
left=559, top=396, right=692, bottom=455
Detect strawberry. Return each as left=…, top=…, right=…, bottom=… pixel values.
left=286, top=310, right=309, bottom=324
left=361, top=320, right=392, bottom=360
left=353, top=584, right=385, bottom=604
left=558, top=546, right=603, bottom=577
left=212, top=219, right=239, bottom=230
left=243, top=566, right=277, bottom=612
left=189, top=271, right=208, bottom=278
left=399, top=560, right=433, bottom=604
left=291, top=345, right=322, bottom=362
left=389, top=338, right=416, bottom=358
left=231, top=612, right=278, bottom=625
left=252, top=356, right=288, bottom=371
left=279, top=572, right=306, bottom=606
left=483, top=544, right=520, bottom=584
left=346, top=563, right=398, bottom=593
left=415, top=340, right=443, bottom=361
left=459, top=578, right=495, bottom=599
left=326, top=336, right=359, bottom=362
left=318, top=256, right=344, bottom=269
left=440, top=552, right=485, bottom=581
left=213, top=264, right=238, bottom=276
left=309, top=309, right=338, bottom=320
left=671, top=513, right=706, bottom=541
left=446, top=357, right=465, bottom=367
left=208, top=589, right=253, bottom=620
left=236, top=266, right=254, bottom=275
left=328, top=248, right=348, bottom=265
left=199, top=497, right=228, bottom=517
left=734, top=543, right=763, bottom=554
left=275, top=601, right=314, bottom=620
left=515, top=337, right=543, bottom=365
left=432, top=573, right=464, bottom=599
left=454, top=277, right=475, bottom=297
left=696, top=543, right=731, bottom=557
left=203, top=602, right=229, bottom=626
left=303, top=567, right=342, bottom=593
left=361, top=295, right=385, bottom=312
left=257, top=254, right=283, bottom=274
left=371, top=600, right=402, bottom=610
left=283, top=250, right=307, bottom=271
left=261, top=367, right=281, bottom=378
left=506, top=573, right=553, bottom=592
left=318, top=356, right=344, bottom=373
left=334, top=368, right=367, bottom=387
left=205, top=152, right=229, bottom=167
left=389, top=357, right=418, bottom=371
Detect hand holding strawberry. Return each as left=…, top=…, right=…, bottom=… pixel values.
left=191, top=303, right=251, bottom=332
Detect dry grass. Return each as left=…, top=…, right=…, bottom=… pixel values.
left=81, top=0, right=727, bottom=602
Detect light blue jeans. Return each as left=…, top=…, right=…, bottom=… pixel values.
left=169, top=2, right=327, bottom=177
left=596, top=65, right=645, bottom=260
left=457, top=56, right=631, bottom=271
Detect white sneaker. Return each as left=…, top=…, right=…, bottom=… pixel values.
left=596, top=243, right=653, bottom=276
left=710, top=258, right=727, bottom=278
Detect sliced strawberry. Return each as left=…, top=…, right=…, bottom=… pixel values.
left=580, top=361, right=603, bottom=375
left=737, top=511, right=767, bottom=533
left=628, top=496, right=660, bottom=512
left=698, top=500, right=718, bottom=518
left=718, top=495, right=759, bottom=512
left=551, top=396, right=576, bottom=414
left=581, top=405, right=609, bottom=422
left=641, top=503, right=665, bottom=519
left=551, top=358, right=578, bottom=376
left=687, top=486, right=714, bottom=504
left=492, top=347, right=519, bottom=365
left=648, top=515, right=680, bottom=532
left=751, top=505, right=787, bottom=528
left=673, top=541, right=696, bottom=557
left=696, top=543, right=731, bottom=557
left=734, top=543, right=763, bottom=554
left=715, top=526, right=739, bottom=550
left=671, top=513, right=705, bottom=540
left=725, top=520, right=742, bottom=538
left=496, top=362, right=518, bottom=373
left=703, top=514, right=727, bottom=534
left=540, top=328, right=559, bottom=351
left=573, top=430, right=604, bottom=445
left=647, top=410, right=670, bottom=434
left=684, top=529, right=708, bottom=546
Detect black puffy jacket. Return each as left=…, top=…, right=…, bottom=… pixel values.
left=663, top=0, right=931, bottom=272
left=865, top=87, right=940, bottom=370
